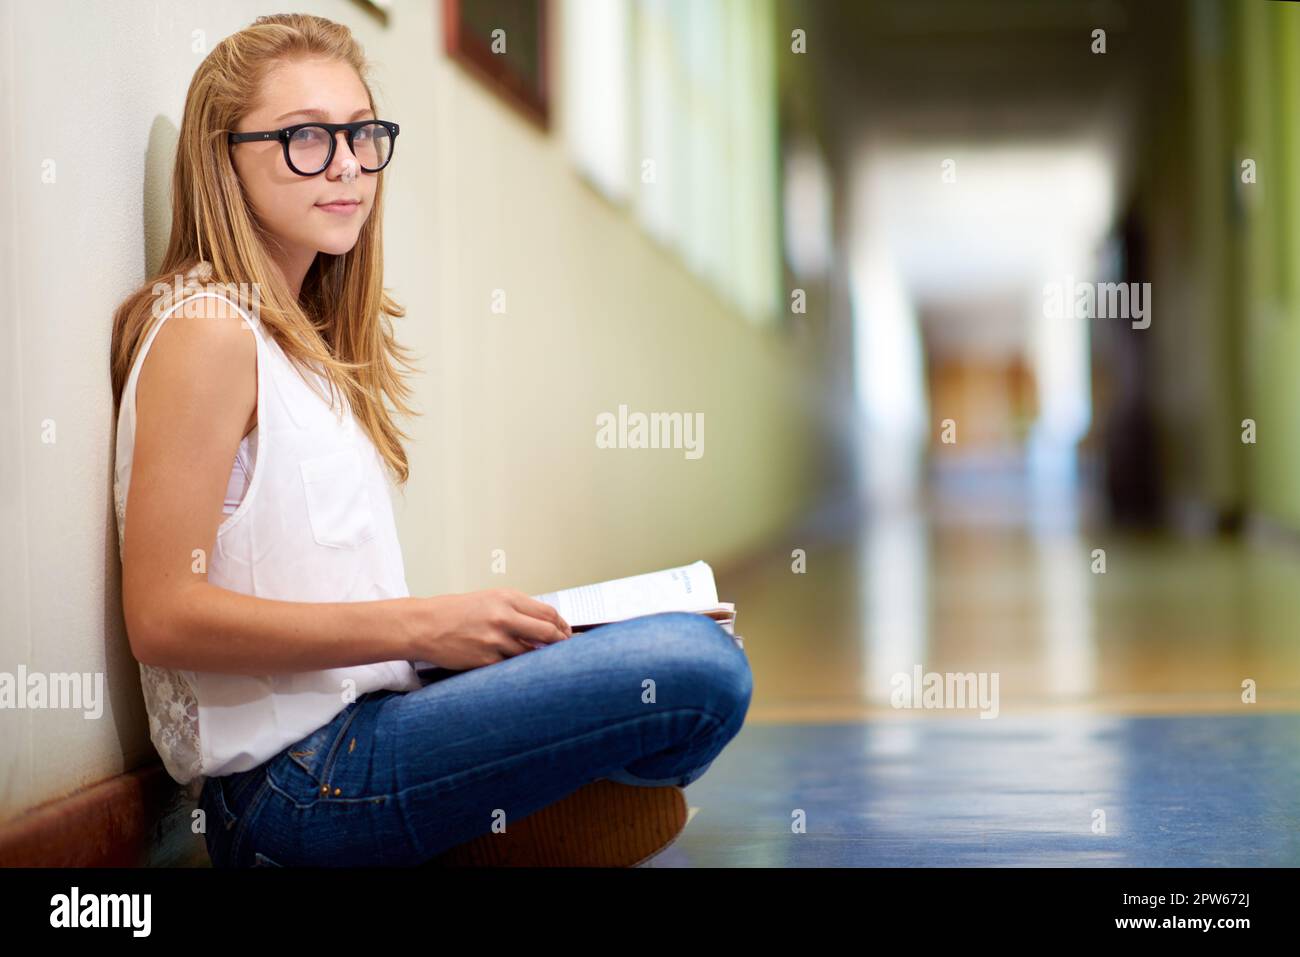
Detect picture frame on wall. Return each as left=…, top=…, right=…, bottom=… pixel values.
left=443, top=0, right=551, bottom=130
left=351, top=0, right=392, bottom=25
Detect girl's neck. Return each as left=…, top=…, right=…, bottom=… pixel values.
left=270, top=245, right=317, bottom=300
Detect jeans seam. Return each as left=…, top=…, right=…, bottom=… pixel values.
left=214, top=762, right=256, bottom=808
left=200, top=779, right=236, bottom=866
left=317, top=702, right=367, bottom=798
left=228, top=774, right=275, bottom=866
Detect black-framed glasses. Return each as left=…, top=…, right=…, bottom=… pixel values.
left=228, top=120, right=399, bottom=176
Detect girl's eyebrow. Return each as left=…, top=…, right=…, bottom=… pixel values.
left=273, top=107, right=374, bottom=123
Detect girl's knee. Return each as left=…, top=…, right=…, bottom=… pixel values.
left=630, top=612, right=752, bottom=725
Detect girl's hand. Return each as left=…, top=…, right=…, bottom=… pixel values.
left=404, top=589, right=572, bottom=671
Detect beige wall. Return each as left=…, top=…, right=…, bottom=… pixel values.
left=0, top=0, right=831, bottom=818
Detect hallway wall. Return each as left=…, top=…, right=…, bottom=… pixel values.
left=1134, top=0, right=1300, bottom=533
left=1237, top=1, right=1300, bottom=529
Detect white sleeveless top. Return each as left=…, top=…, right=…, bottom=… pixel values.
left=113, top=289, right=421, bottom=792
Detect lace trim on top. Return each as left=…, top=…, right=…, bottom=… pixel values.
left=139, top=663, right=204, bottom=789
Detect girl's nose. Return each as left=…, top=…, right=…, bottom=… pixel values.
left=327, top=131, right=358, bottom=179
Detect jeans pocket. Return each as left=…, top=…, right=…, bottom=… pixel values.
left=275, top=701, right=366, bottom=805
left=285, top=721, right=339, bottom=780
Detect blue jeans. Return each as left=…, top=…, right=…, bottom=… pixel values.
left=198, top=611, right=752, bottom=866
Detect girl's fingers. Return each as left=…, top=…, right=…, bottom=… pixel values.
left=509, top=594, right=573, bottom=636
left=507, top=610, right=569, bottom=646
left=495, top=633, right=538, bottom=659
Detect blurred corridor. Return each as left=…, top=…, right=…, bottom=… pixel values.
left=667, top=0, right=1300, bottom=866
left=736, top=0, right=1300, bottom=714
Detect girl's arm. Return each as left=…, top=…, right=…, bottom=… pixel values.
left=121, top=305, right=412, bottom=676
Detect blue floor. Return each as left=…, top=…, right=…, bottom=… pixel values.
left=647, top=712, right=1300, bottom=866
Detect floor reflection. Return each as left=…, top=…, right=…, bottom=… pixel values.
left=728, top=495, right=1300, bottom=719
left=671, top=491, right=1300, bottom=865
left=657, top=713, right=1300, bottom=867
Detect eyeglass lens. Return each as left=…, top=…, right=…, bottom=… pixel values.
left=288, top=123, right=393, bottom=174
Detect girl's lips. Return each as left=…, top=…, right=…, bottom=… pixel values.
left=315, top=200, right=360, bottom=215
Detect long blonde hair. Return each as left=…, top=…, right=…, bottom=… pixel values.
left=110, top=12, right=418, bottom=484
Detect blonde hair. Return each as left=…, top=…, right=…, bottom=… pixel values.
left=110, top=12, right=419, bottom=484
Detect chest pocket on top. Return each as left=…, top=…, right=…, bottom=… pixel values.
left=299, top=446, right=376, bottom=549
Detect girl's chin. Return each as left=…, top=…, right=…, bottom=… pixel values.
left=314, top=233, right=363, bottom=257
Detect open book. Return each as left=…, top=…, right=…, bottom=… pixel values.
left=411, top=560, right=740, bottom=680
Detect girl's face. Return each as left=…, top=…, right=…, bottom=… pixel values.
left=231, top=57, right=379, bottom=274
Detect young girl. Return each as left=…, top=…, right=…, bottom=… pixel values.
left=108, top=13, right=751, bottom=867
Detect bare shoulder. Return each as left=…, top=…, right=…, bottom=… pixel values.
left=138, top=295, right=258, bottom=420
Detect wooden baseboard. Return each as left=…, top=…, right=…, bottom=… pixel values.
left=0, top=763, right=209, bottom=867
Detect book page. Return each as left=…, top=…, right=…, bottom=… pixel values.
left=532, top=559, right=720, bottom=627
